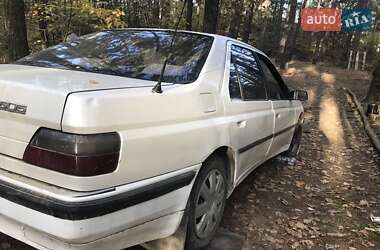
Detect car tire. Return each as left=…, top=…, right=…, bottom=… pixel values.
left=284, top=125, right=303, bottom=157
left=185, top=154, right=228, bottom=250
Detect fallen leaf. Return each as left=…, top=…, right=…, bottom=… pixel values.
left=291, top=241, right=300, bottom=249
left=300, top=239, right=314, bottom=248
left=295, top=180, right=305, bottom=188
left=303, top=218, right=313, bottom=224
left=326, top=232, right=347, bottom=237
left=346, top=210, right=352, bottom=218
left=295, top=222, right=308, bottom=230
left=365, top=227, right=380, bottom=233
left=325, top=243, right=340, bottom=249
left=359, top=200, right=369, bottom=206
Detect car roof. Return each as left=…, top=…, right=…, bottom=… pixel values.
left=107, top=28, right=267, bottom=58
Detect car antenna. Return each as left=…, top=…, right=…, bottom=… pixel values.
left=152, top=0, right=188, bottom=94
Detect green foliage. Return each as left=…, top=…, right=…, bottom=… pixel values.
left=362, top=32, right=380, bottom=69
left=25, top=0, right=127, bottom=53
left=68, top=3, right=126, bottom=33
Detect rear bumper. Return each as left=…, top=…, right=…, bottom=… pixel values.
left=0, top=211, right=184, bottom=250
left=0, top=165, right=199, bottom=250
left=0, top=171, right=195, bottom=220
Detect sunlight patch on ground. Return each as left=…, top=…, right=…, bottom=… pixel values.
left=319, top=92, right=348, bottom=182
left=319, top=95, right=344, bottom=146
left=282, top=67, right=301, bottom=77
left=321, top=73, right=336, bottom=85
left=282, top=65, right=321, bottom=81
left=302, top=65, right=320, bottom=77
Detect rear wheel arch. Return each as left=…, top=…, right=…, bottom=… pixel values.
left=202, top=146, right=236, bottom=194
left=284, top=113, right=304, bottom=157
left=186, top=147, right=231, bottom=249
left=298, top=111, right=304, bottom=125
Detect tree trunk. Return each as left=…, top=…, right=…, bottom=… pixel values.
left=339, top=33, right=354, bottom=67
left=270, top=0, right=286, bottom=59
left=160, top=0, right=171, bottom=28
left=228, top=0, right=243, bottom=39
left=365, top=61, right=380, bottom=103
left=152, top=0, right=160, bottom=27
left=203, top=0, right=220, bottom=34
left=7, top=0, right=29, bottom=62
left=195, top=0, right=203, bottom=31
left=132, top=1, right=141, bottom=28
left=312, top=32, right=325, bottom=65
left=186, top=0, right=193, bottom=30
left=279, top=0, right=298, bottom=69
left=38, top=0, right=50, bottom=48
left=241, top=0, right=256, bottom=43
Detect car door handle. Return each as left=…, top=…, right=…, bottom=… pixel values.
left=276, top=113, right=281, bottom=119
left=237, top=120, right=247, bottom=128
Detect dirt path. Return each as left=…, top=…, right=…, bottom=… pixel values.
left=0, top=62, right=379, bottom=250
left=222, top=62, right=380, bottom=250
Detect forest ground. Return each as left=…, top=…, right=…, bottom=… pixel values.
left=0, top=61, right=379, bottom=250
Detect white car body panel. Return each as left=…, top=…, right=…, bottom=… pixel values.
left=268, top=100, right=301, bottom=158
left=0, top=64, right=172, bottom=158
left=0, top=210, right=183, bottom=250
left=222, top=42, right=275, bottom=183
left=0, top=166, right=198, bottom=244
left=0, top=29, right=304, bottom=249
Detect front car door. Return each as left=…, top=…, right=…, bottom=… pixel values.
left=257, top=54, right=298, bottom=158
left=224, top=43, right=274, bottom=184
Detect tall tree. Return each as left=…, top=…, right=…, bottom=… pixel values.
left=160, top=0, right=171, bottom=28
left=365, top=60, right=380, bottom=103
left=37, top=0, right=50, bottom=48
left=279, top=0, right=306, bottom=69
left=1, top=0, right=9, bottom=62
left=260, top=0, right=285, bottom=58
left=7, top=0, right=29, bottom=61
left=273, top=0, right=286, bottom=56
left=152, top=0, right=161, bottom=27
left=312, top=32, right=325, bottom=64
left=242, top=0, right=257, bottom=43
left=278, top=0, right=297, bottom=68
left=131, top=1, right=141, bottom=27
left=203, top=0, right=220, bottom=34
left=228, top=0, right=244, bottom=38
left=186, top=0, right=193, bottom=30
left=338, top=33, right=354, bottom=67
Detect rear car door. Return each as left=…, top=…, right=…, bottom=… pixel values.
left=257, top=54, right=297, bottom=157
left=224, top=43, right=274, bottom=182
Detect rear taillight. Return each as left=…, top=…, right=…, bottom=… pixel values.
left=23, top=128, right=121, bottom=177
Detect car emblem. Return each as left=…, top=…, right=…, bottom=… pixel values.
left=0, top=101, right=27, bottom=115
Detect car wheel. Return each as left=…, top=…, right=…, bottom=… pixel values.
left=185, top=155, right=228, bottom=250
left=284, top=125, right=303, bottom=157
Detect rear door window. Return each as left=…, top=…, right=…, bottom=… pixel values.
left=229, top=59, right=243, bottom=99
left=229, top=45, right=267, bottom=101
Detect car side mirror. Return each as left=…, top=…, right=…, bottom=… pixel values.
left=290, top=90, right=308, bottom=101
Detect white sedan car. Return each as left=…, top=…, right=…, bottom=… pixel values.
left=0, top=29, right=307, bottom=250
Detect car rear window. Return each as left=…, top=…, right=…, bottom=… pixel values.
left=16, top=30, right=214, bottom=84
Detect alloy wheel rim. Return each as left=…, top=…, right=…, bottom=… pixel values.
left=194, top=169, right=225, bottom=239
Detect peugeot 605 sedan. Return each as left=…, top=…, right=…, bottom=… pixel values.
left=0, top=29, right=307, bottom=250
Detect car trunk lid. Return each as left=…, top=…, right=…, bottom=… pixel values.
left=0, top=64, right=160, bottom=160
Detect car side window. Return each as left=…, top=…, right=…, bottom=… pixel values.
left=229, top=58, right=242, bottom=99
left=258, top=56, right=287, bottom=100
left=228, top=45, right=266, bottom=101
